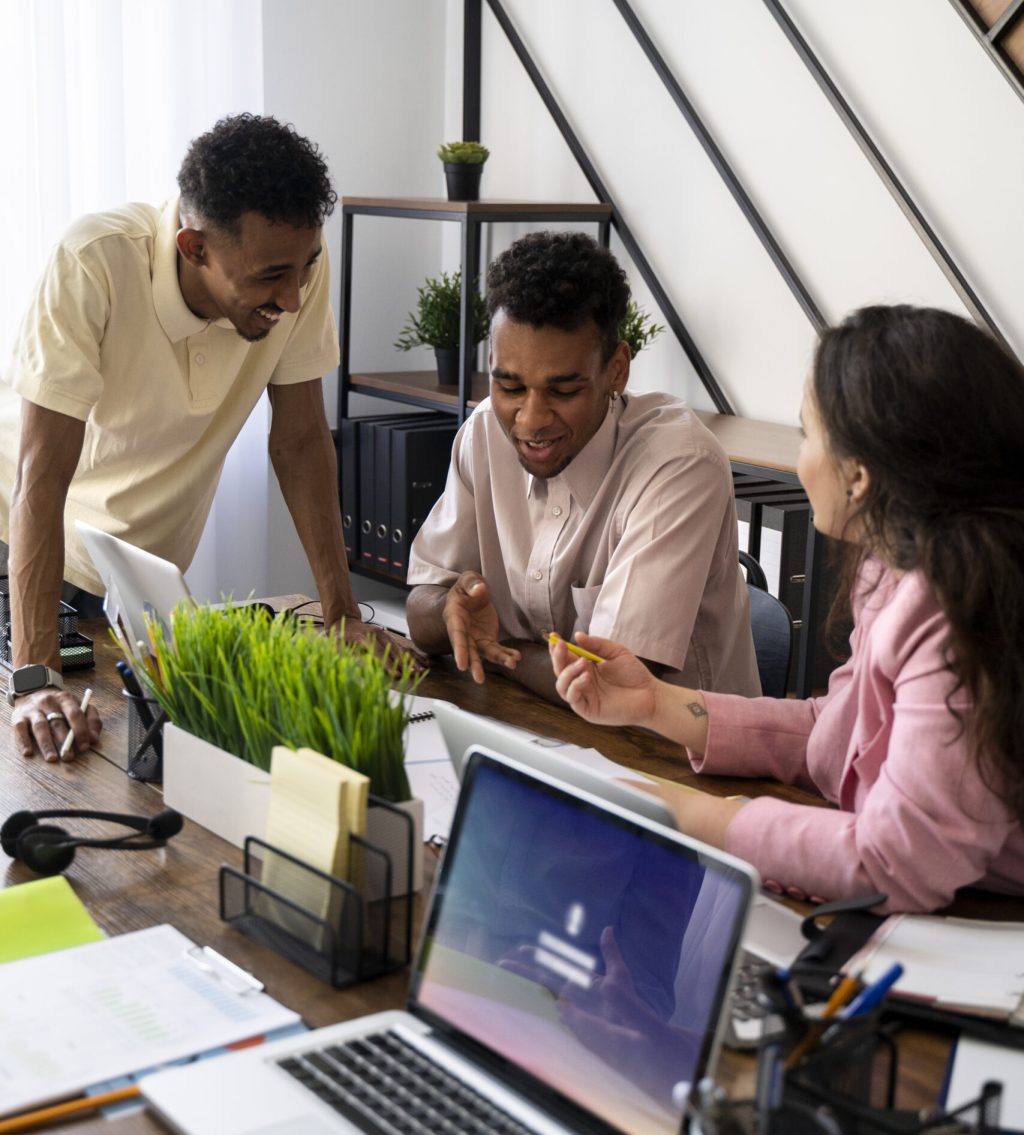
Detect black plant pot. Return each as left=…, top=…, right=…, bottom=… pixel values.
left=434, top=347, right=460, bottom=386
left=443, top=162, right=484, bottom=202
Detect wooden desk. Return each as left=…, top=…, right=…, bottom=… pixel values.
left=0, top=614, right=956, bottom=1131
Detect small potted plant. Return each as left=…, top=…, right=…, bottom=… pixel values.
left=438, top=140, right=490, bottom=201
left=618, top=299, right=666, bottom=359
left=127, top=603, right=425, bottom=890
left=395, top=269, right=489, bottom=386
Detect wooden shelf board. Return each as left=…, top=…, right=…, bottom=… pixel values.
left=350, top=371, right=489, bottom=408
left=695, top=410, right=802, bottom=476
left=342, top=196, right=611, bottom=216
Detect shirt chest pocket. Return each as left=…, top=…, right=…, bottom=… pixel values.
left=570, top=583, right=602, bottom=634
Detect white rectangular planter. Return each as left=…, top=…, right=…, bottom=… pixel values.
left=162, top=723, right=271, bottom=851
left=162, top=724, right=423, bottom=894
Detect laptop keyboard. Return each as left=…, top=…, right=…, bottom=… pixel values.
left=277, top=1031, right=537, bottom=1135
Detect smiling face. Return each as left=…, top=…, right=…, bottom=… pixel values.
left=176, top=211, right=322, bottom=342
left=488, top=310, right=629, bottom=479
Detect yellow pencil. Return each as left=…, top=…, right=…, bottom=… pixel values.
left=546, top=632, right=606, bottom=664
left=783, top=971, right=862, bottom=1070
left=0, top=1085, right=141, bottom=1134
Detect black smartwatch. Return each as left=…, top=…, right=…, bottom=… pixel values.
left=5, top=664, right=64, bottom=707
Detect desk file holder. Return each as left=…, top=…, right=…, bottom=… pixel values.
left=124, top=690, right=166, bottom=782
left=1, top=580, right=94, bottom=671
left=218, top=800, right=414, bottom=989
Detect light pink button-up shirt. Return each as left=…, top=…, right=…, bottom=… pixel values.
left=408, top=391, right=759, bottom=695
left=699, top=561, right=1024, bottom=912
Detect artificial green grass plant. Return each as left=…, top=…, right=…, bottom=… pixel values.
left=131, top=603, right=420, bottom=802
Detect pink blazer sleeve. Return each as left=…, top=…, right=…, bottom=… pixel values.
left=692, top=572, right=1018, bottom=912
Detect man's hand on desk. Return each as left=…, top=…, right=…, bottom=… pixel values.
left=11, top=688, right=102, bottom=763
left=443, top=572, right=521, bottom=685
left=334, top=619, right=429, bottom=675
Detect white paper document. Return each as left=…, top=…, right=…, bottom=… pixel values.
left=946, top=1037, right=1024, bottom=1130
left=0, top=924, right=299, bottom=1116
left=848, top=915, right=1024, bottom=1021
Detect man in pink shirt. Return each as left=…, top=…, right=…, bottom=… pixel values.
left=407, top=232, right=758, bottom=703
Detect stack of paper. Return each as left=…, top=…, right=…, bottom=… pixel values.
left=848, top=915, right=1024, bottom=1022
left=0, top=924, right=298, bottom=1117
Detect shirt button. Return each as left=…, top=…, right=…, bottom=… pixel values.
left=194, top=353, right=206, bottom=365
left=532, top=570, right=543, bottom=581
left=551, top=505, right=563, bottom=517
left=763, top=879, right=784, bottom=895
left=786, top=885, right=808, bottom=902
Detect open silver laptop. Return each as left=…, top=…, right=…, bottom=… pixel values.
left=433, top=699, right=677, bottom=830
left=74, top=520, right=193, bottom=646
left=141, top=748, right=758, bottom=1135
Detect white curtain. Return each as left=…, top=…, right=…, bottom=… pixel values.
left=0, top=0, right=271, bottom=603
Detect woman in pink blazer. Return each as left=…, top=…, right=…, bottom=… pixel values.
left=550, top=305, right=1024, bottom=913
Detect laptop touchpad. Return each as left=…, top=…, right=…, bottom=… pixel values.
left=249, top=1120, right=339, bottom=1135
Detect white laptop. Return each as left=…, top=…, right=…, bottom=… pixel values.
left=75, top=521, right=274, bottom=647
left=141, top=748, right=758, bottom=1135
left=74, top=521, right=194, bottom=646
left=433, top=699, right=677, bottom=830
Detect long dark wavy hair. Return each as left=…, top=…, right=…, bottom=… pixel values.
left=813, top=305, right=1024, bottom=821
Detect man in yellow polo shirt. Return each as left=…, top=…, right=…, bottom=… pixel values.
left=0, top=114, right=390, bottom=762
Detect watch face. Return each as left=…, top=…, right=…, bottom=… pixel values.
left=12, top=664, right=50, bottom=694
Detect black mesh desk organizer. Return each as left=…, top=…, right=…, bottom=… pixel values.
left=219, top=798, right=414, bottom=988
left=684, top=991, right=1004, bottom=1135
left=1, top=577, right=94, bottom=671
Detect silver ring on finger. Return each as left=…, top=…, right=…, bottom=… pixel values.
left=45, top=711, right=66, bottom=723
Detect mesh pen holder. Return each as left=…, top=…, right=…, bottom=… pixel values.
left=778, top=1011, right=896, bottom=1135
left=125, top=691, right=166, bottom=782
left=684, top=975, right=1006, bottom=1135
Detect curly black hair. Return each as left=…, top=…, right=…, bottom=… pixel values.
left=485, top=231, right=630, bottom=361
left=177, top=113, right=337, bottom=236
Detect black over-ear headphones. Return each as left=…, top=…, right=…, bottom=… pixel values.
left=1, top=807, right=184, bottom=876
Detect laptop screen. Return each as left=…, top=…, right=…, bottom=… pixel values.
left=409, top=750, right=754, bottom=1135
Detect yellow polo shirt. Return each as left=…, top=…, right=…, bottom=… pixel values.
left=0, top=198, right=339, bottom=594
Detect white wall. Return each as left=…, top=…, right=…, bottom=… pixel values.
left=258, top=0, right=448, bottom=597
left=460, top=0, right=1024, bottom=425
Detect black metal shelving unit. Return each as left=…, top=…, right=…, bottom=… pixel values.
left=337, top=197, right=611, bottom=426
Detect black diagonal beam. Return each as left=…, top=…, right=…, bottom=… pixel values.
left=948, top=0, right=1024, bottom=108
left=614, top=0, right=827, bottom=333
left=485, top=0, right=734, bottom=413
left=463, top=0, right=482, bottom=141
left=989, top=0, right=1024, bottom=43
left=766, top=0, right=1012, bottom=355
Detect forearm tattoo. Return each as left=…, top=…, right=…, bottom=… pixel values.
left=686, top=701, right=707, bottom=719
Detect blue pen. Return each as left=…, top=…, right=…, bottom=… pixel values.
left=839, top=962, right=904, bottom=1020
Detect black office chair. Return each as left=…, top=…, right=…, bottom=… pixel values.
left=739, top=550, right=793, bottom=698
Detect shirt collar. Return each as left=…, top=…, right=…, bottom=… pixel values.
left=152, top=196, right=218, bottom=343
left=527, top=394, right=623, bottom=508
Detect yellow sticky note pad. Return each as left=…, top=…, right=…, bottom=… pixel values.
left=261, top=747, right=370, bottom=946
left=266, top=746, right=367, bottom=882
left=0, top=876, right=104, bottom=963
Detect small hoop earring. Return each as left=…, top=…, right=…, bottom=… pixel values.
left=846, top=488, right=853, bottom=500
